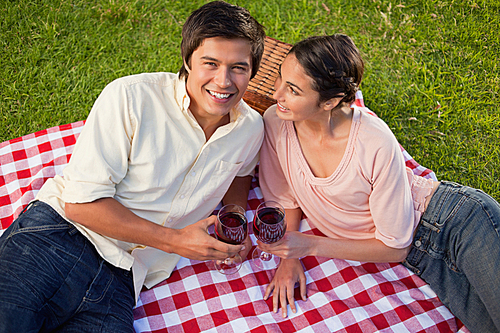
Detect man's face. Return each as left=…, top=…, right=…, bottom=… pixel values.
left=185, top=37, right=253, bottom=122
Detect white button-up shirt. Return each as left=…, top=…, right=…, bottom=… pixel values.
left=36, top=72, right=264, bottom=300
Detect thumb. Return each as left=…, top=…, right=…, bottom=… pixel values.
left=204, top=215, right=217, bottom=228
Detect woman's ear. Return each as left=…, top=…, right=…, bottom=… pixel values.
left=323, top=97, right=344, bottom=111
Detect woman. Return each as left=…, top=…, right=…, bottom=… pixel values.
left=258, top=34, right=500, bottom=332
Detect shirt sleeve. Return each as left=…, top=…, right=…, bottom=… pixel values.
left=62, top=78, right=134, bottom=203
left=259, top=107, right=299, bottom=209
left=363, top=121, right=416, bottom=249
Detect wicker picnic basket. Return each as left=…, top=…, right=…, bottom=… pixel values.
left=243, top=37, right=292, bottom=115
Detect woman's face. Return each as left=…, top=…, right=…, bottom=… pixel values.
left=272, top=53, right=331, bottom=122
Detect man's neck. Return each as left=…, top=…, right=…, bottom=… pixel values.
left=193, top=112, right=230, bottom=141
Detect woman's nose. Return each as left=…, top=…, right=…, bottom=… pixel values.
left=272, top=78, right=283, bottom=101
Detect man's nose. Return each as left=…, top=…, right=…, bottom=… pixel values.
left=214, top=68, right=231, bottom=88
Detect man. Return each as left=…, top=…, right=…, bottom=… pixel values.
left=0, top=2, right=265, bottom=331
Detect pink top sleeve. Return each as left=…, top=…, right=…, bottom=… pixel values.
left=259, top=105, right=434, bottom=249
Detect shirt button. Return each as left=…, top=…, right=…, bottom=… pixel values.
left=415, top=240, right=422, bottom=247
left=191, top=171, right=196, bottom=177
left=180, top=195, right=185, bottom=199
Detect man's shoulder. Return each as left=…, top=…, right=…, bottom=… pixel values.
left=238, top=100, right=264, bottom=127
left=109, top=72, right=179, bottom=88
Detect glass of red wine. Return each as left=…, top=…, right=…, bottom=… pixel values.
left=214, top=204, right=248, bottom=275
left=251, top=201, right=286, bottom=270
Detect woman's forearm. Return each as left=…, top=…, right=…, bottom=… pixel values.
left=260, top=230, right=410, bottom=263
left=285, top=208, right=303, bottom=231
left=311, top=235, right=410, bottom=263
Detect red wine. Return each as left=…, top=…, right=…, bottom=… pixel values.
left=215, top=212, right=247, bottom=245
left=253, top=207, right=285, bottom=244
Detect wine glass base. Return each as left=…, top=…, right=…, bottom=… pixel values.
left=251, top=248, right=280, bottom=270
left=214, top=256, right=242, bottom=275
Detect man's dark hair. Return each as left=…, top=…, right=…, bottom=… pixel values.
left=290, top=34, right=364, bottom=106
left=179, top=1, right=265, bottom=80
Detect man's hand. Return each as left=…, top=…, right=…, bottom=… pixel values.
left=172, top=215, right=245, bottom=261
left=264, top=258, right=307, bottom=318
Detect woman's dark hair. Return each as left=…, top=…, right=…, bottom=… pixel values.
left=289, top=34, right=364, bottom=105
left=179, top=1, right=266, bottom=80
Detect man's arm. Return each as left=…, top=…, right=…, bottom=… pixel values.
left=65, top=198, right=243, bottom=261
left=222, top=175, right=253, bottom=208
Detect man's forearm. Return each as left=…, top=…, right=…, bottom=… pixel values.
left=65, top=197, right=244, bottom=261
left=65, top=198, right=175, bottom=253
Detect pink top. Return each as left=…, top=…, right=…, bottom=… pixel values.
left=259, top=105, right=435, bottom=249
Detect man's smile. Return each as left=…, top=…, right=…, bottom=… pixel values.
left=207, top=89, right=234, bottom=101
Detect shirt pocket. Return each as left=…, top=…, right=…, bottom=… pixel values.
left=203, top=159, right=243, bottom=201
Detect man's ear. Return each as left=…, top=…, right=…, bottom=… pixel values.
left=183, top=60, right=191, bottom=74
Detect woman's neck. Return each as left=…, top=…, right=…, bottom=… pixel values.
left=295, top=105, right=353, bottom=141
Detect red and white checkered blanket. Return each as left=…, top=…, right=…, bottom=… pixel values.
left=0, top=98, right=469, bottom=332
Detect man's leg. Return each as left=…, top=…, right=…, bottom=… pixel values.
left=0, top=201, right=134, bottom=332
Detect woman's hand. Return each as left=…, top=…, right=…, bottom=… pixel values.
left=264, top=258, right=307, bottom=318
left=258, top=231, right=315, bottom=259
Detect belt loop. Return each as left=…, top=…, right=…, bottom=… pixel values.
left=18, top=200, right=39, bottom=217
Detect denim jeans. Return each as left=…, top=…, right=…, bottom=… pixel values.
left=0, top=201, right=135, bottom=333
left=403, top=181, right=500, bottom=333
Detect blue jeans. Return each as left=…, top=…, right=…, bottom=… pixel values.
left=404, top=181, right=500, bottom=333
left=0, top=201, right=135, bottom=333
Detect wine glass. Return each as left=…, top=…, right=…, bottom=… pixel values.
left=251, top=201, right=286, bottom=270
left=214, top=204, right=248, bottom=275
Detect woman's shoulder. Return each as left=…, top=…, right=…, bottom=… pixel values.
left=353, top=108, right=403, bottom=168
left=263, top=104, right=281, bottom=123
left=356, top=108, right=399, bottom=146
left=262, top=105, right=287, bottom=135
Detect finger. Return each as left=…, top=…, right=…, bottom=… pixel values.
left=264, top=281, right=275, bottom=300
left=287, top=283, right=296, bottom=314
left=204, top=215, right=217, bottom=228
left=273, top=287, right=280, bottom=314
left=280, top=285, right=288, bottom=318
left=299, top=274, right=307, bottom=301
left=239, top=237, right=252, bottom=258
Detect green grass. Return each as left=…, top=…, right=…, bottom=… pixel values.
left=1, top=0, right=499, bottom=200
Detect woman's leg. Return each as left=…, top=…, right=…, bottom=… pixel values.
left=404, top=181, right=500, bottom=333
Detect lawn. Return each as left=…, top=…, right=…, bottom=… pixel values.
left=1, top=0, right=499, bottom=200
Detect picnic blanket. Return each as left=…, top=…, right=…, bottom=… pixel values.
left=0, top=97, right=469, bottom=332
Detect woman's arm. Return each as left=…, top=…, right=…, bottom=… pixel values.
left=262, top=208, right=307, bottom=318
left=259, top=231, right=411, bottom=263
